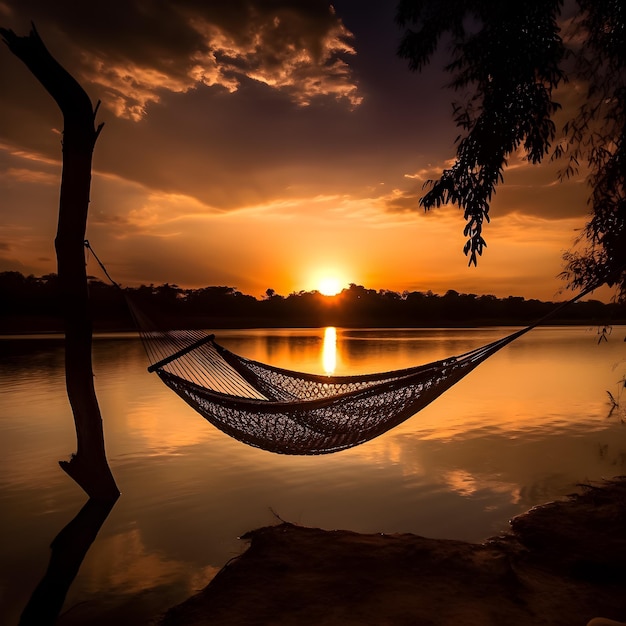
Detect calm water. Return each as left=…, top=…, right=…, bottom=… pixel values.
left=1, top=326, right=626, bottom=624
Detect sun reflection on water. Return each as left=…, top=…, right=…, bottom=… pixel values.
left=3, top=328, right=626, bottom=625
left=322, top=326, right=337, bottom=374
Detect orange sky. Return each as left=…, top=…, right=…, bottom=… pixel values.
left=0, top=1, right=610, bottom=302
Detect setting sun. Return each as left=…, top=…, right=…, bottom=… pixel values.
left=318, top=277, right=343, bottom=296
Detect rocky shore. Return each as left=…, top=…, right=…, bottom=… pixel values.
left=159, top=477, right=626, bottom=626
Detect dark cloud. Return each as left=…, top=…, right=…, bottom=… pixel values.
left=382, top=156, right=589, bottom=221
left=402, top=182, right=587, bottom=221
left=1, top=0, right=456, bottom=212
left=3, top=0, right=360, bottom=120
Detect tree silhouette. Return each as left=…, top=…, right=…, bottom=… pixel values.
left=397, top=0, right=625, bottom=298
left=1, top=25, right=119, bottom=500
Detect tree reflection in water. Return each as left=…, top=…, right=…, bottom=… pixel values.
left=19, top=496, right=118, bottom=626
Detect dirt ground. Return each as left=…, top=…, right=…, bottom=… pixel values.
left=157, top=476, right=626, bottom=626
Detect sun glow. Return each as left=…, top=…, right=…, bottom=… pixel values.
left=318, top=276, right=342, bottom=296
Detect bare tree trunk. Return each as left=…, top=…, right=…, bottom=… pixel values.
left=1, top=25, right=119, bottom=500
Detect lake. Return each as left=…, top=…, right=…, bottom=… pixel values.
left=1, top=326, right=626, bottom=624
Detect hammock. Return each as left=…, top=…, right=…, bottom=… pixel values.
left=126, top=293, right=593, bottom=455
left=86, top=241, right=601, bottom=456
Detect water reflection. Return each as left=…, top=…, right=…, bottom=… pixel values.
left=322, top=326, right=337, bottom=374
left=20, top=497, right=117, bottom=626
left=2, top=328, right=626, bottom=623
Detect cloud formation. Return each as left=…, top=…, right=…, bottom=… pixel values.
left=0, top=0, right=600, bottom=300
left=5, top=0, right=360, bottom=120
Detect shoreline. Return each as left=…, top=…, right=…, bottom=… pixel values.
left=158, top=477, right=626, bottom=626
left=2, top=320, right=622, bottom=337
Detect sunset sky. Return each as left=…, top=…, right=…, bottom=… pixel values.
left=0, top=1, right=607, bottom=302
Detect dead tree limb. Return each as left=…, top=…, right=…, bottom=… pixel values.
left=1, top=24, right=119, bottom=500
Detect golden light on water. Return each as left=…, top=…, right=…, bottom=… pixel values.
left=322, top=326, right=337, bottom=374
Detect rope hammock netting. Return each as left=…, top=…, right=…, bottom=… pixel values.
left=86, top=241, right=603, bottom=456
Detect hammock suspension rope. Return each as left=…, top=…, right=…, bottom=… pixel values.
left=84, top=240, right=603, bottom=455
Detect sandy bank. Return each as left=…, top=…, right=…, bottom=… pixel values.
left=159, top=477, right=626, bottom=625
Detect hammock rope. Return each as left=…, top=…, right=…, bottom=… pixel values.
left=84, top=240, right=604, bottom=455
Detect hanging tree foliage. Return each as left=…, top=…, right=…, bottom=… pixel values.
left=396, top=0, right=626, bottom=299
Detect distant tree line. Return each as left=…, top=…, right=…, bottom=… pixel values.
left=2, top=271, right=625, bottom=333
